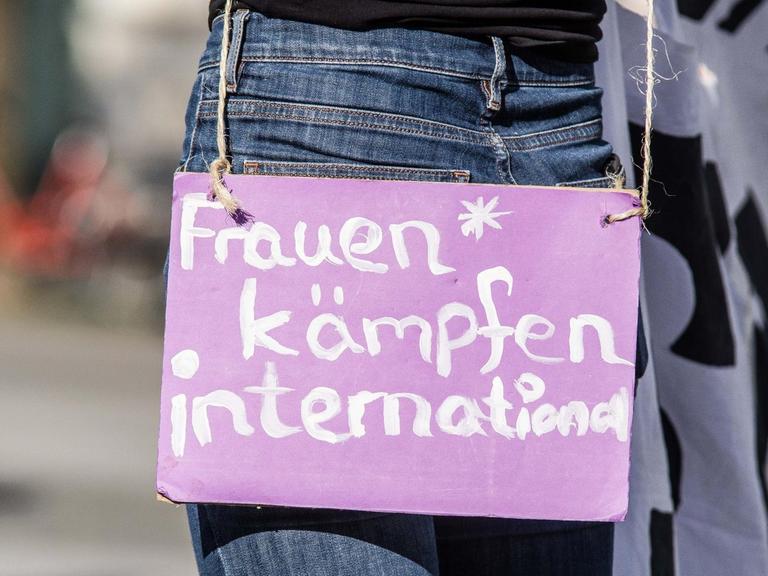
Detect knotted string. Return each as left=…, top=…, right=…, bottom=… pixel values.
left=209, top=0, right=253, bottom=226
left=606, top=0, right=655, bottom=223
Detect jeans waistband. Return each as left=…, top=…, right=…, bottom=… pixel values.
left=201, top=11, right=595, bottom=87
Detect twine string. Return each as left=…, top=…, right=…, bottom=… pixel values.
left=607, top=0, right=655, bottom=224
left=209, top=0, right=654, bottom=225
left=209, top=0, right=252, bottom=225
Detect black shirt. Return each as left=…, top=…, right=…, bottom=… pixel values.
left=209, top=1, right=606, bottom=62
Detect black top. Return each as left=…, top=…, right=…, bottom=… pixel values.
left=209, top=0, right=606, bottom=62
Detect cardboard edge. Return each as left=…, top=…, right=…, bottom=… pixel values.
left=156, top=476, right=186, bottom=506
left=151, top=486, right=628, bottom=521
left=156, top=492, right=180, bottom=505
left=174, top=171, right=640, bottom=198
left=163, top=170, right=639, bottom=522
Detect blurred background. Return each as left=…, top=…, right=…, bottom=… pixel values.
left=0, top=1, right=208, bottom=573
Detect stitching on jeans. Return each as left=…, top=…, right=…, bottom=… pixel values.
left=501, top=118, right=600, bottom=141
left=490, top=132, right=514, bottom=184
left=198, top=58, right=594, bottom=87
left=244, top=161, right=467, bottom=174
left=492, top=39, right=503, bottom=78
left=508, top=131, right=601, bottom=153
left=225, top=11, right=248, bottom=92
left=199, top=58, right=594, bottom=87
left=243, top=161, right=470, bottom=180
left=199, top=99, right=600, bottom=150
left=501, top=119, right=601, bottom=151
left=182, top=78, right=206, bottom=172
left=197, top=99, right=600, bottom=151
left=199, top=102, right=493, bottom=144
left=480, top=80, right=492, bottom=102
left=245, top=170, right=466, bottom=182
left=216, top=547, right=232, bottom=576
left=199, top=56, right=487, bottom=79
left=204, top=111, right=485, bottom=144
left=200, top=98, right=488, bottom=138
left=203, top=99, right=487, bottom=136
left=487, top=37, right=504, bottom=108
left=508, top=79, right=594, bottom=87
left=556, top=175, right=614, bottom=188
left=224, top=17, right=237, bottom=90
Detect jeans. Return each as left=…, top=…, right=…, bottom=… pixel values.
left=177, top=10, right=618, bottom=576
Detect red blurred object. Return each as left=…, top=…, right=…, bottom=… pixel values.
left=0, top=128, right=109, bottom=276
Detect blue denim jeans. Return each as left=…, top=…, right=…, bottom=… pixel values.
left=178, top=10, right=617, bottom=576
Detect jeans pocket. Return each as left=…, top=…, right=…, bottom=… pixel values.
left=243, top=160, right=471, bottom=183
left=555, top=175, right=616, bottom=189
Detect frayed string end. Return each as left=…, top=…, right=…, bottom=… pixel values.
left=230, top=207, right=254, bottom=226
left=209, top=158, right=253, bottom=226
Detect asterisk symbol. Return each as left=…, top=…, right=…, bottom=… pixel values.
left=458, top=196, right=512, bottom=240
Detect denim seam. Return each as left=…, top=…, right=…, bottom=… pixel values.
left=501, top=119, right=601, bottom=152
left=182, top=78, right=206, bottom=172
left=246, top=171, right=466, bottom=182
left=198, top=58, right=593, bottom=87
left=480, top=79, right=492, bottom=103
left=225, top=10, right=249, bottom=92
left=509, top=79, right=595, bottom=87
left=487, top=37, right=505, bottom=110
left=243, top=161, right=470, bottom=181
left=200, top=98, right=487, bottom=137
left=506, top=130, right=601, bottom=152
left=501, top=119, right=600, bottom=141
left=556, top=175, right=614, bottom=187
left=199, top=101, right=599, bottom=150
left=216, top=112, right=484, bottom=144
left=216, top=547, right=232, bottom=576
left=244, top=161, right=469, bottom=175
left=200, top=56, right=487, bottom=80
left=198, top=100, right=493, bottom=144
left=490, top=132, right=516, bottom=184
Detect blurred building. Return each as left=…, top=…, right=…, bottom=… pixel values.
left=0, top=0, right=208, bottom=328
left=0, top=3, right=213, bottom=574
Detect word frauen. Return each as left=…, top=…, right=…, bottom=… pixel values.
left=168, top=362, right=629, bottom=457
left=180, top=193, right=455, bottom=275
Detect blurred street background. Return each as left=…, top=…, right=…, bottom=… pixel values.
left=0, top=1, right=210, bottom=573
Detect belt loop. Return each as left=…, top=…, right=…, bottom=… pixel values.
left=486, top=36, right=506, bottom=111
left=225, top=9, right=250, bottom=94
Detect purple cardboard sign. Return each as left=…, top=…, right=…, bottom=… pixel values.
left=157, top=172, right=640, bottom=521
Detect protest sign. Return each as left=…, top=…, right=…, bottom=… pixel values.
left=157, top=172, right=640, bottom=521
